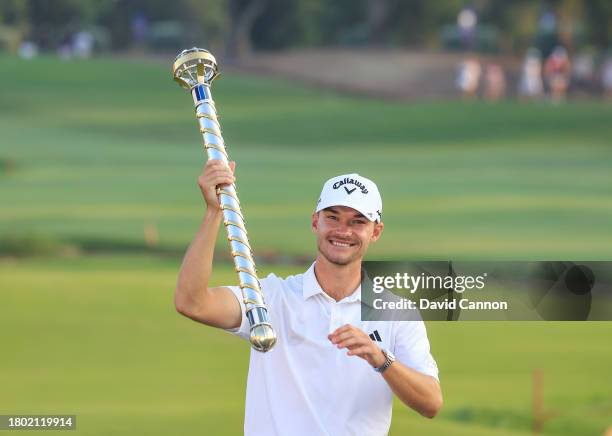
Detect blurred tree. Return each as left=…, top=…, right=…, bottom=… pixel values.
left=503, top=3, right=540, bottom=51
left=225, top=0, right=268, bottom=60
left=25, top=0, right=113, bottom=48
left=251, top=0, right=368, bottom=49
left=314, top=0, right=367, bottom=46
left=482, top=0, right=530, bottom=49
left=0, top=0, right=29, bottom=51
left=249, top=0, right=301, bottom=50
left=97, top=0, right=181, bottom=49
left=390, top=0, right=461, bottom=47
left=556, top=0, right=584, bottom=49
left=366, top=0, right=390, bottom=45
left=2, top=0, right=611, bottom=53
left=0, top=0, right=28, bottom=27
left=293, top=0, right=325, bottom=46
left=182, top=0, right=227, bottom=53
left=582, top=0, right=612, bottom=48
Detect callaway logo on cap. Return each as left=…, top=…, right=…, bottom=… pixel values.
left=315, top=173, right=382, bottom=222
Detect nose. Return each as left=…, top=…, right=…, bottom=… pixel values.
left=335, top=221, right=352, bottom=237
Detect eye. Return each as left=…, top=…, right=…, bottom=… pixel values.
left=353, top=219, right=367, bottom=225
left=326, top=215, right=338, bottom=221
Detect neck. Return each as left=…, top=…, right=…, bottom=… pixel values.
left=313, top=255, right=362, bottom=302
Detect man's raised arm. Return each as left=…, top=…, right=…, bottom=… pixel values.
left=174, top=160, right=242, bottom=330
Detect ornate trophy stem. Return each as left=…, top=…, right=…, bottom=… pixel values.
left=173, top=48, right=276, bottom=352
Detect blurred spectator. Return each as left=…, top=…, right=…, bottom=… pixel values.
left=57, top=33, right=73, bottom=59
left=535, top=7, right=559, bottom=58
left=17, top=41, right=38, bottom=59
left=456, top=56, right=482, bottom=99
left=572, top=49, right=597, bottom=94
left=131, top=12, right=149, bottom=48
left=457, top=6, right=478, bottom=50
left=73, top=31, right=94, bottom=58
left=602, top=51, right=612, bottom=99
left=544, top=46, right=571, bottom=102
left=484, top=63, right=506, bottom=101
left=518, top=48, right=544, bottom=99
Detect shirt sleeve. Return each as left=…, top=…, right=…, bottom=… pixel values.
left=223, top=285, right=252, bottom=341
left=223, top=274, right=278, bottom=342
left=393, top=321, right=439, bottom=381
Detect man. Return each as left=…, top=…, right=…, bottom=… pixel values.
left=175, top=160, right=442, bottom=435
left=544, top=45, right=571, bottom=102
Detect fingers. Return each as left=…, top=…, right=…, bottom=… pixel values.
left=347, top=346, right=370, bottom=357
left=329, top=324, right=354, bottom=338
left=198, top=172, right=234, bottom=191
left=203, top=159, right=231, bottom=174
left=328, top=330, right=349, bottom=343
left=198, top=160, right=236, bottom=209
left=335, top=336, right=364, bottom=350
left=209, top=170, right=235, bottom=186
left=201, top=160, right=235, bottom=187
left=328, top=324, right=380, bottom=367
left=329, top=324, right=373, bottom=350
left=205, top=159, right=233, bottom=170
left=329, top=330, right=358, bottom=345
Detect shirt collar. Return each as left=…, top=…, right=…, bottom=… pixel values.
left=302, top=262, right=362, bottom=303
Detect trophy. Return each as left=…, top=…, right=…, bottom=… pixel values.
left=172, top=48, right=276, bottom=352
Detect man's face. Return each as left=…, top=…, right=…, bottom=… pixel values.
left=312, top=206, right=384, bottom=266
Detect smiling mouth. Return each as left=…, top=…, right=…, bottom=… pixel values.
left=329, top=239, right=356, bottom=248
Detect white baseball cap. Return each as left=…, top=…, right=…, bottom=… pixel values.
left=315, top=173, right=382, bottom=222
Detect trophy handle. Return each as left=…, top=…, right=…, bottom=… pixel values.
left=173, top=48, right=276, bottom=352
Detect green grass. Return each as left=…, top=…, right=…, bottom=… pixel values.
left=1, top=55, right=612, bottom=259
left=1, top=55, right=612, bottom=435
left=0, top=257, right=610, bottom=435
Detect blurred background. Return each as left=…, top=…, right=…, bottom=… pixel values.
left=1, top=0, right=611, bottom=435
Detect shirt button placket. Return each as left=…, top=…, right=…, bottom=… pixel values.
left=329, top=304, right=342, bottom=335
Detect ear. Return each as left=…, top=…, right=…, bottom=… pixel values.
left=370, top=221, right=384, bottom=242
left=311, top=212, right=319, bottom=233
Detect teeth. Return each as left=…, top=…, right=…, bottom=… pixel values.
left=331, top=240, right=351, bottom=247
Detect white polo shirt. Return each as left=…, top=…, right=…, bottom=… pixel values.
left=226, top=263, right=439, bottom=436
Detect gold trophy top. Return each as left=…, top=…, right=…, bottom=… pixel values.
left=173, top=47, right=219, bottom=90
